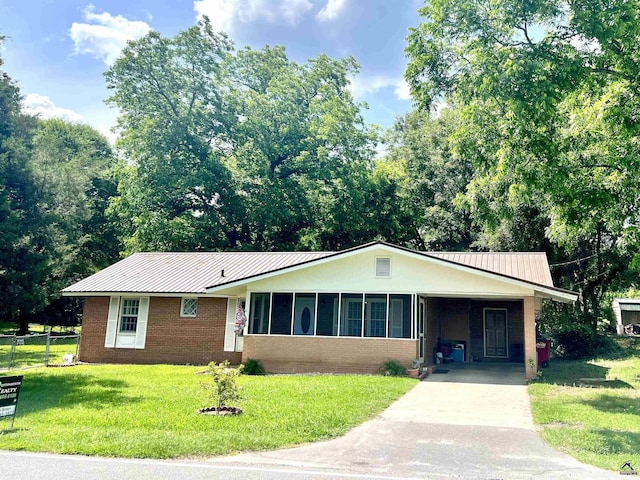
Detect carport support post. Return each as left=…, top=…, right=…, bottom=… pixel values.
left=523, top=297, right=537, bottom=380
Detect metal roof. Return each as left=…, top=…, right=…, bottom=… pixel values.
left=63, top=251, right=333, bottom=294
left=63, top=242, right=558, bottom=295
left=426, top=252, right=554, bottom=287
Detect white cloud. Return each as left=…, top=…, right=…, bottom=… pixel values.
left=393, top=80, right=411, bottom=101
left=69, top=4, right=151, bottom=65
left=194, top=0, right=237, bottom=33
left=348, top=75, right=412, bottom=102
left=316, top=0, right=347, bottom=22
left=280, top=0, right=313, bottom=24
left=23, top=94, right=84, bottom=123
left=194, top=0, right=312, bottom=34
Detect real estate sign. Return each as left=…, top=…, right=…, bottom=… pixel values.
left=0, top=375, right=23, bottom=427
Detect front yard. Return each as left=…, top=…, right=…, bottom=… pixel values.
left=529, top=337, right=640, bottom=472
left=0, top=365, right=415, bottom=458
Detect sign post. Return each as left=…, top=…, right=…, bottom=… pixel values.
left=0, top=375, right=23, bottom=430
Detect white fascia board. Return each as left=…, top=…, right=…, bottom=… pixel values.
left=206, top=242, right=578, bottom=302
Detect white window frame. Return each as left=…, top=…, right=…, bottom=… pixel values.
left=105, top=296, right=149, bottom=350
left=180, top=297, right=198, bottom=318
left=244, top=291, right=415, bottom=341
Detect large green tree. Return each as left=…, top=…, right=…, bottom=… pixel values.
left=106, top=20, right=378, bottom=253
left=227, top=45, right=377, bottom=250
left=382, top=108, right=476, bottom=251
left=405, top=0, right=640, bottom=316
left=30, top=119, right=118, bottom=326
left=0, top=39, right=51, bottom=333
left=105, top=18, right=240, bottom=252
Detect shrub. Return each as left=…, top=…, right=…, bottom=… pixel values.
left=242, top=358, right=265, bottom=375
left=379, top=359, right=407, bottom=377
left=538, top=303, right=620, bottom=359
left=202, top=360, right=243, bottom=408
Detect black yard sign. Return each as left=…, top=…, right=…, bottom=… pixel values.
left=0, top=375, right=23, bottom=429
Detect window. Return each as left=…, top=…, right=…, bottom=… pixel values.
left=365, top=294, right=386, bottom=337
left=250, top=293, right=270, bottom=334
left=340, top=294, right=363, bottom=337
left=271, top=293, right=293, bottom=335
left=317, top=293, right=339, bottom=336
left=106, top=296, right=149, bottom=349
left=120, top=299, right=139, bottom=332
left=375, top=257, right=391, bottom=277
left=181, top=298, right=198, bottom=317
left=246, top=291, right=414, bottom=340
left=389, top=294, right=411, bottom=338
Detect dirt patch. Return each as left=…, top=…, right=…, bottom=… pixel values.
left=197, top=406, right=243, bottom=416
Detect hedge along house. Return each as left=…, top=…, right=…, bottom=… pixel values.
left=62, top=241, right=577, bottom=379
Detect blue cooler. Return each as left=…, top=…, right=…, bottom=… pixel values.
left=451, top=347, right=464, bottom=362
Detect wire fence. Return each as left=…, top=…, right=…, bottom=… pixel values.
left=0, top=332, right=80, bottom=371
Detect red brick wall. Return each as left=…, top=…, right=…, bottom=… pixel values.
left=79, top=296, right=241, bottom=365
left=242, top=335, right=417, bottom=374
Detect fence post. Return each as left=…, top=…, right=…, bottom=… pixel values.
left=44, top=328, right=51, bottom=367
left=9, top=336, right=16, bottom=370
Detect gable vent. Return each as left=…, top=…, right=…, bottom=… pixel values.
left=376, top=257, right=391, bottom=277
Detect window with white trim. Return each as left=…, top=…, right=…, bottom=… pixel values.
left=120, top=299, right=139, bottom=332
left=247, top=292, right=412, bottom=339
left=181, top=297, right=198, bottom=317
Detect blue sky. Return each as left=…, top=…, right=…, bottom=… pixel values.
left=0, top=0, right=423, bottom=142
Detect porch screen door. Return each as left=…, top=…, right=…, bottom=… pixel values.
left=484, top=309, right=508, bottom=358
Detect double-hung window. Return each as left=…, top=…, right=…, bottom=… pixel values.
left=120, top=299, right=139, bottom=332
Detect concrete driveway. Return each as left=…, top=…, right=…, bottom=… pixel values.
left=210, top=364, right=619, bottom=479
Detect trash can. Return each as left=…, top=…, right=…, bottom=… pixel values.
left=536, top=339, right=552, bottom=368
left=451, top=343, right=465, bottom=362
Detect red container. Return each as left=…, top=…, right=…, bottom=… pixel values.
left=536, top=339, right=552, bottom=368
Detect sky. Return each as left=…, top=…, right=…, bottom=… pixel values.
left=0, top=0, right=423, bottom=143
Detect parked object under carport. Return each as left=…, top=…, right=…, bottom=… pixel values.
left=536, top=339, right=552, bottom=368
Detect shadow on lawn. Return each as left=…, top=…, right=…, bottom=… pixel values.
left=581, top=394, right=640, bottom=415
left=539, top=361, right=612, bottom=385
left=580, top=429, right=640, bottom=456
left=18, top=372, right=140, bottom=415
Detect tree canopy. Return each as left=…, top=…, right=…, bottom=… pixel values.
left=405, top=0, right=640, bottom=315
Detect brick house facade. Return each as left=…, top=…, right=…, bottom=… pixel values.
left=64, top=242, right=577, bottom=379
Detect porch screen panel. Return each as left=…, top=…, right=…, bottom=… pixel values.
left=317, top=293, right=339, bottom=336
left=365, top=294, right=386, bottom=337
left=340, top=294, right=363, bottom=337
left=270, top=293, right=293, bottom=335
left=250, top=293, right=270, bottom=334
left=293, top=293, right=316, bottom=335
left=389, top=294, right=411, bottom=338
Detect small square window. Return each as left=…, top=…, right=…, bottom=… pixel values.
left=181, top=298, right=198, bottom=317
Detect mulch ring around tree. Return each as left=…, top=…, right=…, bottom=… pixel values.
left=197, top=406, right=243, bottom=416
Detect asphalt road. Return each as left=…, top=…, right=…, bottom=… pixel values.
left=1, top=451, right=422, bottom=480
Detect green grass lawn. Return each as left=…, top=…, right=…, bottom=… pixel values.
left=0, top=364, right=416, bottom=458
left=529, top=337, right=640, bottom=471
